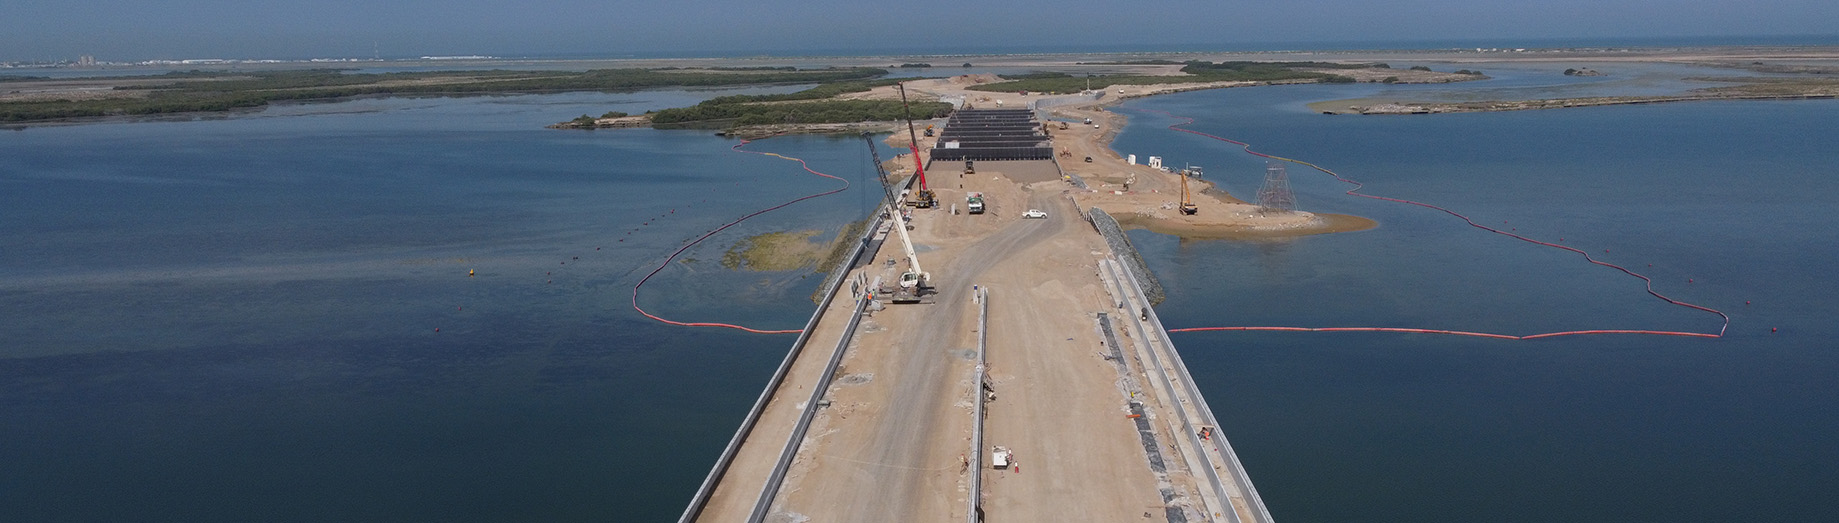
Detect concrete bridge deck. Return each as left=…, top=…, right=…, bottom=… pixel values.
left=683, top=105, right=1273, bottom=523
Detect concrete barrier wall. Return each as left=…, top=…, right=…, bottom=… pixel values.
left=1103, top=259, right=1235, bottom=522
left=677, top=176, right=915, bottom=523
left=748, top=286, right=876, bottom=522
left=1112, top=258, right=1277, bottom=523
left=1088, top=208, right=1165, bottom=304
left=967, top=286, right=989, bottom=523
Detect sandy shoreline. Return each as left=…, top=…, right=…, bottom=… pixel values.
left=1312, top=89, right=1839, bottom=115
left=34, top=46, right=1835, bottom=240
left=623, top=45, right=1839, bottom=241
left=1114, top=207, right=1377, bottom=240
left=851, top=74, right=1386, bottom=241
left=1029, top=91, right=1379, bottom=240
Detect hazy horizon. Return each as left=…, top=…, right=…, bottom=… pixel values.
left=5, top=0, right=1838, bottom=63
left=9, top=35, right=1839, bottom=65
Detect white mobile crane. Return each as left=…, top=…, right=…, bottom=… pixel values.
left=863, top=132, right=933, bottom=303
left=890, top=206, right=931, bottom=301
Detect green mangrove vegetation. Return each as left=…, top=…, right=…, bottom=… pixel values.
left=2, top=67, right=887, bottom=123
left=651, top=99, right=953, bottom=127
left=698, top=77, right=913, bottom=105
left=964, top=61, right=1372, bottom=92
left=628, top=75, right=950, bottom=127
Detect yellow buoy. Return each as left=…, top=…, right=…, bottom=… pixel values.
left=468, top=269, right=475, bottom=277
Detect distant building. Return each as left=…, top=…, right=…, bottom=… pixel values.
left=77, top=55, right=95, bottom=66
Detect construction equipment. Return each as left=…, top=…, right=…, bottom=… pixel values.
left=862, top=132, right=900, bottom=208
left=1179, top=165, right=1198, bottom=215
left=966, top=192, right=985, bottom=214
left=862, top=132, right=931, bottom=303
left=964, top=160, right=975, bottom=174
left=897, top=83, right=936, bottom=208
left=888, top=205, right=932, bottom=302
left=923, top=124, right=934, bottom=137
left=1059, top=121, right=1069, bottom=130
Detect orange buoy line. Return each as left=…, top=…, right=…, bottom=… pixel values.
left=630, top=138, right=849, bottom=334
left=1133, top=108, right=1731, bottom=340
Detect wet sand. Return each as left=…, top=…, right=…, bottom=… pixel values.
left=1116, top=210, right=1377, bottom=240
left=1027, top=96, right=1380, bottom=241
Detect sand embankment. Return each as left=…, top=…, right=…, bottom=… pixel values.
left=1010, top=93, right=1377, bottom=240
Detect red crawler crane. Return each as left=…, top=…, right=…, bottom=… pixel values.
left=897, top=82, right=936, bottom=208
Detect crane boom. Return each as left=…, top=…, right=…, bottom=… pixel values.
left=897, top=82, right=936, bottom=208
left=892, top=207, right=927, bottom=289
left=897, top=82, right=927, bottom=193
left=862, top=132, right=929, bottom=291
left=861, top=132, right=899, bottom=208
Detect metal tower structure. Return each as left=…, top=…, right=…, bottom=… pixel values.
left=1257, top=162, right=1296, bottom=213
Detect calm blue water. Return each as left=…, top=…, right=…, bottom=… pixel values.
left=1363, top=61, right=1750, bottom=101
left=0, top=88, right=899, bottom=522
left=1116, top=83, right=1839, bottom=521
left=5, top=69, right=1837, bottom=523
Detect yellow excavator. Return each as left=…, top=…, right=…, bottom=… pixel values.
left=1179, top=166, right=1198, bottom=215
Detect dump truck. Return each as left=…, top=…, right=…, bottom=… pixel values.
left=966, top=192, right=985, bottom=214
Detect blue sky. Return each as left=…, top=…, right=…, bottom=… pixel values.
left=5, top=0, right=1837, bottom=61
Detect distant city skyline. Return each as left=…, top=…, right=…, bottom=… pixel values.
left=5, top=0, right=1837, bottom=62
